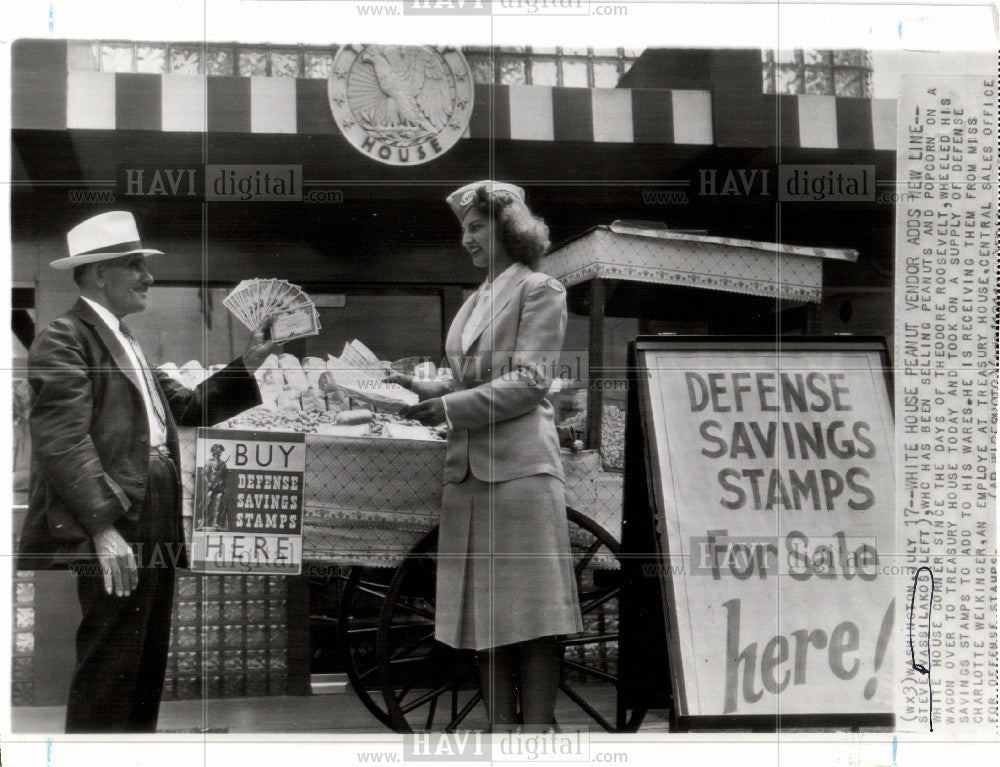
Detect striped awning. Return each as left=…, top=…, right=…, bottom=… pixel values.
left=541, top=222, right=859, bottom=303
left=13, top=43, right=896, bottom=151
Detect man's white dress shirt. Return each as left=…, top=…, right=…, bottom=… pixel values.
left=81, top=296, right=168, bottom=446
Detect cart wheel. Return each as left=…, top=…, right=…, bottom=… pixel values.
left=375, top=527, right=483, bottom=733
left=558, top=508, right=622, bottom=733
left=375, top=510, right=622, bottom=733
left=335, top=566, right=397, bottom=728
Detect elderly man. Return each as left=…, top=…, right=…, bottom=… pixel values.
left=17, top=211, right=274, bottom=732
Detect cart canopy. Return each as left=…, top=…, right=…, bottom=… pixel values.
left=541, top=221, right=859, bottom=304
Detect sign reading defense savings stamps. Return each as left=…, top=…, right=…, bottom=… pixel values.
left=191, top=429, right=305, bottom=575
left=636, top=338, right=895, bottom=721
left=328, top=44, right=474, bottom=166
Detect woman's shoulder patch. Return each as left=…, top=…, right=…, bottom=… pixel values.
left=545, top=277, right=565, bottom=293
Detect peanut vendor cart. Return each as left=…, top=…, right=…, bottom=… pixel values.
left=178, top=429, right=627, bottom=733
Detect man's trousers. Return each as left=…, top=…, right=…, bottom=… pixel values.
left=65, top=448, right=180, bottom=733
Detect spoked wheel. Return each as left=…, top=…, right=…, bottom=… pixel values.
left=375, top=528, right=484, bottom=733
left=558, top=508, right=622, bottom=733
left=375, top=510, right=622, bottom=733
left=335, top=566, right=398, bottom=728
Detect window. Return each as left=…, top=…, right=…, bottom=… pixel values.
left=70, top=41, right=642, bottom=88
left=169, top=45, right=202, bottom=75
left=464, top=47, right=641, bottom=87
left=762, top=49, right=872, bottom=97
left=304, top=50, right=335, bottom=79
left=237, top=48, right=268, bottom=77
left=205, top=47, right=235, bottom=76
left=136, top=44, right=167, bottom=74
left=100, top=42, right=135, bottom=73
left=269, top=50, right=302, bottom=78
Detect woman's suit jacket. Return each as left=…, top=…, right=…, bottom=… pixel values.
left=439, top=262, right=567, bottom=484
left=432, top=263, right=582, bottom=648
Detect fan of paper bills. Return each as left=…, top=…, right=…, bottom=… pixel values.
left=223, top=279, right=321, bottom=343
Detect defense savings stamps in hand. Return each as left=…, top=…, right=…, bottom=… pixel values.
left=687, top=372, right=878, bottom=512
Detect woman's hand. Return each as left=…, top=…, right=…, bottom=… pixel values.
left=384, top=372, right=414, bottom=389
left=385, top=372, right=443, bottom=401
left=399, top=398, right=446, bottom=426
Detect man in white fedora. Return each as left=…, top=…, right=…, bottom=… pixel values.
left=17, top=211, right=275, bottom=732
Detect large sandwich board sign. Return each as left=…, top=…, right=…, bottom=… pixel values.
left=633, top=337, right=895, bottom=729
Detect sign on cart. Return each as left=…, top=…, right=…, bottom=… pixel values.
left=191, top=428, right=305, bottom=575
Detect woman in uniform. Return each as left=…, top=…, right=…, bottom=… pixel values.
left=391, top=180, right=583, bottom=732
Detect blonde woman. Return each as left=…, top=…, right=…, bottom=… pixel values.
left=392, top=181, right=583, bottom=731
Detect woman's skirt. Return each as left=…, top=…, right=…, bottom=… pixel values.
left=434, top=473, right=584, bottom=650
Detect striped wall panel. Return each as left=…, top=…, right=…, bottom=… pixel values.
left=508, top=85, right=556, bottom=141
left=591, top=88, right=633, bottom=142
left=162, top=75, right=207, bottom=132
left=116, top=74, right=161, bottom=131
left=296, top=78, right=337, bottom=134
left=469, top=84, right=511, bottom=139
left=11, top=40, right=67, bottom=130
left=67, top=72, right=115, bottom=129
left=552, top=87, right=593, bottom=142
left=13, top=55, right=896, bottom=151
left=631, top=89, right=674, bottom=143
left=206, top=77, right=251, bottom=133
left=713, top=92, right=895, bottom=151
left=250, top=77, right=297, bottom=134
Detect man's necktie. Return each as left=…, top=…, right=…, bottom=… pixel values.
left=118, top=320, right=167, bottom=430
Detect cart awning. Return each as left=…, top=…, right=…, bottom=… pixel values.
left=540, top=222, right=859, bottom=304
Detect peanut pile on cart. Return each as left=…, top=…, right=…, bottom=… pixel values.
left=158, top=340, right=446, bottom=441
left=160, top=339, right=625, bottom=468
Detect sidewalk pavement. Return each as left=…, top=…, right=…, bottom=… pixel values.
left=11, top=693, right=388, bottom=734
left=11, top=693, right=671, bottom=735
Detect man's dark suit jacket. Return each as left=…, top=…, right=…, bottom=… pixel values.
left=17, top=298, right=262, bottom=570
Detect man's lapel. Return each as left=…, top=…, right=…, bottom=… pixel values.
left=69, top=298, right=145, bottom=400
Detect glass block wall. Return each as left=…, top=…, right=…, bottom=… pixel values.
left=11, top=572, right=292, bottom=705
left=162, top=574, right=290, bottom=700
left=10, top=574, right=35, bottom=705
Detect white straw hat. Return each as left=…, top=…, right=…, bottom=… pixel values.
left=51, top=211, right=164, bottom=270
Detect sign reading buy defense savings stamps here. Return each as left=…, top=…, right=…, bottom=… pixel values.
left=191, top=429, right=305, bottom=575
left=328, top=45, right=474, bottom=166
left=637, top=339, right=896, bottom=721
